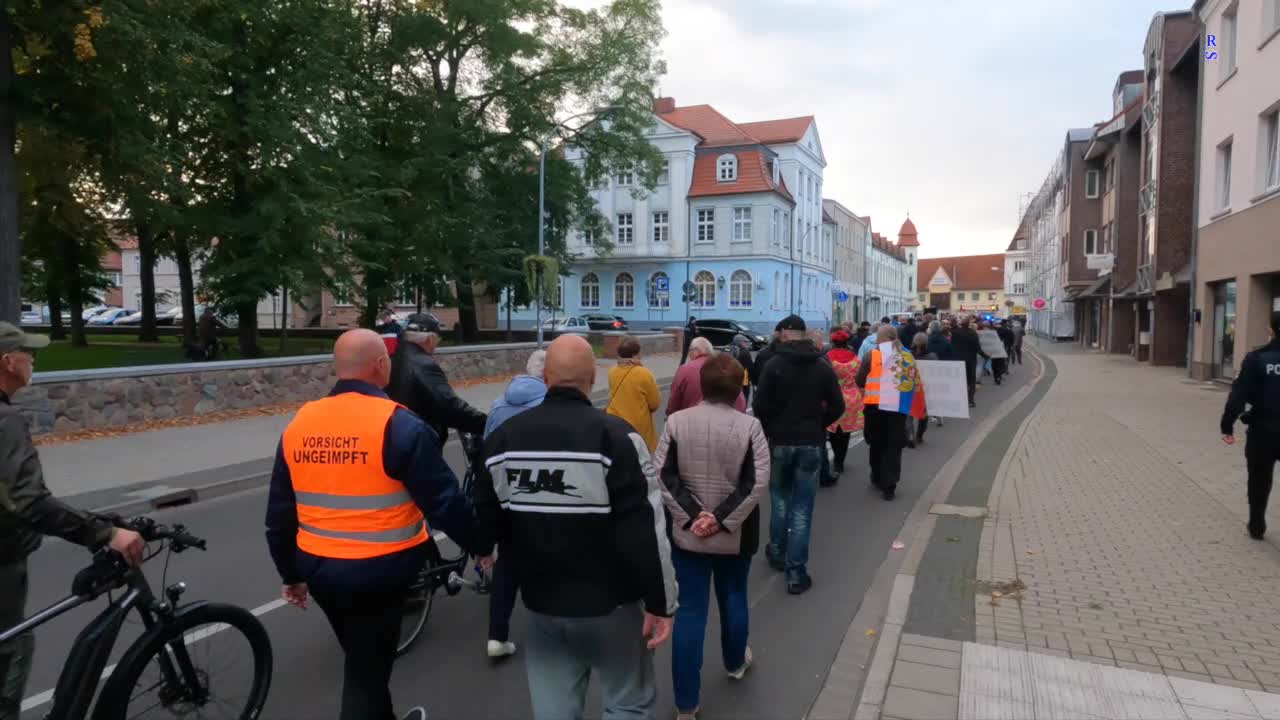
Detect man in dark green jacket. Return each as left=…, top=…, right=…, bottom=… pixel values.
left=0, top=322, right=144, bottom=720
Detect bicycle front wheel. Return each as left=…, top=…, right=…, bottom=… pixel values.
left=396, top=570, right=435, bottom=656
left=95, top=603, right=272, bottom=720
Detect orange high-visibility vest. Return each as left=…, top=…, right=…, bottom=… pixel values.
left=864, top=350, right=884, bottom=405
left=282, top=393, right=428, bottom=559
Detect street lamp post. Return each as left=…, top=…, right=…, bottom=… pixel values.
left=535, top=139, right=548, bottom=348
left=534, top=106, right=619, bottom=349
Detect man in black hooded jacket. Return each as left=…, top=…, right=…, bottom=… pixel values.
left=752, top=315, right=843, bottom=595
left=387, top=314, right=487, bottom=448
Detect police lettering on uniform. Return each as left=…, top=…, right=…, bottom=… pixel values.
left=1221, top=311, right=1280, bottom=540
left=265, top=329, right=493, bottom=720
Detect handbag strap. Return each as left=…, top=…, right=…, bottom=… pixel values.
left=608, top=366, right=639, bottom=406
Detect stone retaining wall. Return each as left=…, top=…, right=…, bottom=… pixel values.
left=15, top=332, right=675, bottom=435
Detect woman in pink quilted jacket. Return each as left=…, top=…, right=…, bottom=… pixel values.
left=824, top=328, right=865, bottom=485
left=654, top=353, right=771, bottom=720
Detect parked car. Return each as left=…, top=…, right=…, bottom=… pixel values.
left=692, top=319, right=768, bottom=350
left=82, top=305, right=114, bottom=321
left=155, top=306, right=182, bottom=325
left=112, top=310, right=145, bottom=325
left=89, top=308, right=133, bottom=325
left=171, top=304, right=239, bottom=329
left=19, top=304, right=43, bottom=326
left=584, top=314, right=628, bottom=331
left=530, top=316, right=590, bottom=334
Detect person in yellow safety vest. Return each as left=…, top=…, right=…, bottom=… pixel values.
left=265, top=328, right=493, bottom=720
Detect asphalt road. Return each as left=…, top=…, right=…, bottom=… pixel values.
left=18, top=364, right=1033, bottom=720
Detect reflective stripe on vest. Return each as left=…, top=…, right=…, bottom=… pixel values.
left=283, top=392, right=428, bottom=559
left=864, top=350, right=884, bottom=405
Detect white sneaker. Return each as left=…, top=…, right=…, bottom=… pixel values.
left=487, top=640, right=517, bottom=658
left=728, top=647, right=753, bottom=679
left=400, top=707, right=427, bottom=720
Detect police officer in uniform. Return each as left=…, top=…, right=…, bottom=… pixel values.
left=1221, top=311, right=1280, bottom=540
left=265, top=329, right=492, bottom=720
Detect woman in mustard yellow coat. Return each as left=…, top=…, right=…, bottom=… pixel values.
left=606, top=336, right=663, bottom=451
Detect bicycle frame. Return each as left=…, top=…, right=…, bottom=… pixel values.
left=1, top=565, right=205, bottom=720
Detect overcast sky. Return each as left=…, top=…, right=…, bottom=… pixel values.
left=576, top=0, right=1187, bottom=258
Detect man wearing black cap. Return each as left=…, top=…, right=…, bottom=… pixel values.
left=387, top=314, right=487, bottom=448
left=0, top=323, right=146, bottom=718
left=752, top=315, right=843, bottom=594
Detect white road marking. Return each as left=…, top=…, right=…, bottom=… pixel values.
left=21, top=597, right=288, bottom=712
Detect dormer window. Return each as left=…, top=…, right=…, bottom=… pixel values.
left=717, top=154, right=737, bottom=182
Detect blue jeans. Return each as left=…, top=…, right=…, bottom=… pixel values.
left=766, top=445, right=821, bottom=582
left=671, top=547, right=751, bottom=712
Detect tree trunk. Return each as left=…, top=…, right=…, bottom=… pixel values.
left=173, top=231, right=197, bottom=346
left=0, top=9, right=20, bottom=324
left=505, top=288, right=512, bottom=342
left=46, top=273, right=65, bottom=341
left=454, top=273, right=479, bottom=342
left=58, top=231, right=86, bottom=347
left=278, top=285, right=288, bottom=352
left=137, top=222, right=159, bottom=342
left=236, top=301, right=260, bottom=358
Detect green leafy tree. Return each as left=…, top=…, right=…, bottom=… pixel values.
left=403, top=0, right=666, bottom=340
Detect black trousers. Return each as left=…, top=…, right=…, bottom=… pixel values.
left=1012, top=341, right=1023, bottom=364
left=0, top=561, right=31, bottom=720
left=828, top=429, right=852, bottom=471
left=864, top=405, right=905, bottom=491
left=963, top=358, right=977, bottom=404
left=1247, top=429, right=1280, bottom=532
left=993, top=358, right=1008, bottom=382
left=488, top=553, right=520, bottom=643
left=311, top=584, right=410, bottom=720
left=913, top=416, right=928, bottom=443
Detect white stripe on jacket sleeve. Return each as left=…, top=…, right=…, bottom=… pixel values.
left=628, top=432, right=679, bottom=616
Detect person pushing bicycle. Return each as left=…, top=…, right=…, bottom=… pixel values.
left=0, top=322, right=145, bottom=720
left=265, top=328, right=494, bottom=720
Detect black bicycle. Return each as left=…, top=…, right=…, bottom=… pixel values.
left=0, top=515, right=272, bottom=719
left=396, top=432, right=491, bottom=656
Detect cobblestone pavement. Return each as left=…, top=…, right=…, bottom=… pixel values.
left=974, top=344, right=1280, bottom=692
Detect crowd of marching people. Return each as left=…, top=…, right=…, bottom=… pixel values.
left=244, top=308, right=1027, bottom=720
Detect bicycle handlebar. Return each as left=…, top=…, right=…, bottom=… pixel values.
left=97, top=513, right=208, bottom=552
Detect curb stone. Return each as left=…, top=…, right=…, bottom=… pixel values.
left=89, top=379, right=673, bottom=517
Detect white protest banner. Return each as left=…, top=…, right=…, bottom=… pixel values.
left=915, top=360, right=971, bottom=419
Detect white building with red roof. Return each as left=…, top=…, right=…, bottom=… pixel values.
left=542, top=97, right=836, bottom=334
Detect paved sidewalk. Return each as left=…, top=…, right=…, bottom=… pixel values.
left=850, top=345, right=1280, bottom=720
left=38, top=353, right=679, bottom=508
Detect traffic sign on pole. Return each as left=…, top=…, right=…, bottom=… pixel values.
left=1032, top=298, right=1047, bottom=311
left=655, top=276, right=669, bottom=292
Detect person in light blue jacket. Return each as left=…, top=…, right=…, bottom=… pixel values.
left=483, top=349, right=547, bottom=659
left=483, top=350, right=548, bottom=440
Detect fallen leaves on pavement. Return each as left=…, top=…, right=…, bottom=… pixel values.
left=973, top=577, right=1027, bottom=607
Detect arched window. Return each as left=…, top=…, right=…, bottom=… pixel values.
left=785, top=274, right=792, bottom=308
left=729, top=270, right=753, bottom=308
left=614, top=272, right=634, bottom=308
left=717, top=154, right=738, bottom=182
left=648, top=272, right=670, bottom=308
left=693, top=270, right=716, bottom=308
left=773, top=271, right=781, bottom=307
left=580, top=272, right=600, bottom=309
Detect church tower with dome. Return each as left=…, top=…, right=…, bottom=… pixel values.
left=898, top=217, right=921, bottom=310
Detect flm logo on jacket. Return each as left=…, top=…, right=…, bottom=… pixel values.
left=486, top=451, right=612, bottom=513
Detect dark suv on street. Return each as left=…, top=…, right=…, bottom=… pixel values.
left=584, top=314, right=628, bottom=331
left=693, top=319, right=767, bottom=349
